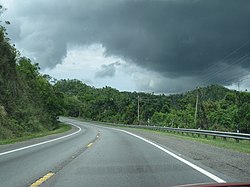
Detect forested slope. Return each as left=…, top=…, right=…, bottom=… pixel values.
left=0, top=25, right=61, bottom=139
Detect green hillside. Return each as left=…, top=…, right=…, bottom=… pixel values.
left=0, top=26, right=62, bottom=140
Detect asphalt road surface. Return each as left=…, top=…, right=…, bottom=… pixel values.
left=0, top=117, right=232, bottom=187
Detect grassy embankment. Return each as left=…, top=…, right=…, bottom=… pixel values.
left=0, top=123, right=71, bottom=145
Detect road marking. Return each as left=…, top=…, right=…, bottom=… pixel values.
left=30, top=172, right=54, bottom=187
left=0, top=123, right=81, bottom=156
left=99, top=125, right=226, bottom=183
left=87, top=143, right=93, bottom=147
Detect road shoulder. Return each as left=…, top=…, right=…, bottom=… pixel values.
left=115, top=127, right=250, bottom=182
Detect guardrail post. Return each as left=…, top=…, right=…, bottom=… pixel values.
left=235, top=138, right=239, bottom=143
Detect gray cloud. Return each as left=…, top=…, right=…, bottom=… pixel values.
left=2, top=0, right=250, bottom=92
left=95, top=61, right=120, bottom=78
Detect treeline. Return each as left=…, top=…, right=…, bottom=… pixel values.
left=55, top=80, right=250, bottom=133
left=0, top=26, right=62, bottom=139
left=152, top=86, right=250, bottom=133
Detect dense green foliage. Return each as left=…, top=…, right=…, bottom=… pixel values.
left=55, top=80, right=250, bottom=133
left=0, top=25, right=61, bottom=139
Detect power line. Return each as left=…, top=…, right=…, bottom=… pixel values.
left=202, top=54, right=250, bottom=84
left=202, top=54, right=249, bottom=82
left=217, top=74, right=246, bottom=85
left=197, top=39, right=250, bottom=86
left=202, top=40, right=250, bottom=77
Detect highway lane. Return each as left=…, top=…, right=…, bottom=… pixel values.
left=0, top=117, right=229, bottom=187
left=0, top=118, right=98, bottom=187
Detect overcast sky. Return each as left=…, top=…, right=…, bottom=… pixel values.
left=1, top=0, right=250, bottom=93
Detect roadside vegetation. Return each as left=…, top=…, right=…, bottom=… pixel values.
left=0, top=123, right=71, bottom=145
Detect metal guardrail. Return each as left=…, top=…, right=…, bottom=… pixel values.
left=89, top=120, right=250, bottom=143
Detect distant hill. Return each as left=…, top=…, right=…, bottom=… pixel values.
left=186, top=85, right=233, bottom=101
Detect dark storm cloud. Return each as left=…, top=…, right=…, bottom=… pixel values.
left=2, top=0, right=250, bottom=91
left=95, top=0, right=250, bottom=85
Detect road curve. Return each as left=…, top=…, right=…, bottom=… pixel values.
left=0, top=117, right=230, bottom=187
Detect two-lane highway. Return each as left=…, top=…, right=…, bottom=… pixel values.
left=0, top=117, right=230, bottom=187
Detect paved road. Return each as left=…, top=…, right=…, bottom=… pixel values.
left=0, top=117, right=230, bottom=187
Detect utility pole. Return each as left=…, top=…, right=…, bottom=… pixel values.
left=194, top=88, right=199, bottom=127
left=137, top=96, right=140, bottom=124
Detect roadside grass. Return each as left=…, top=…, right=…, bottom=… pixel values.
left=0, top=123, right=71, bottom=145
left=113, top=126, right=250, bottom=154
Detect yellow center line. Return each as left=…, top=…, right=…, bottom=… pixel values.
left=87, top=143, right=93, bottom=148
left=30, top=172, right=54, bottom=187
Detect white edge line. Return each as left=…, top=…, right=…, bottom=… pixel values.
left=0, top=122, right=81, bottom=156
left=98, top=125, right=226, bottom=183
